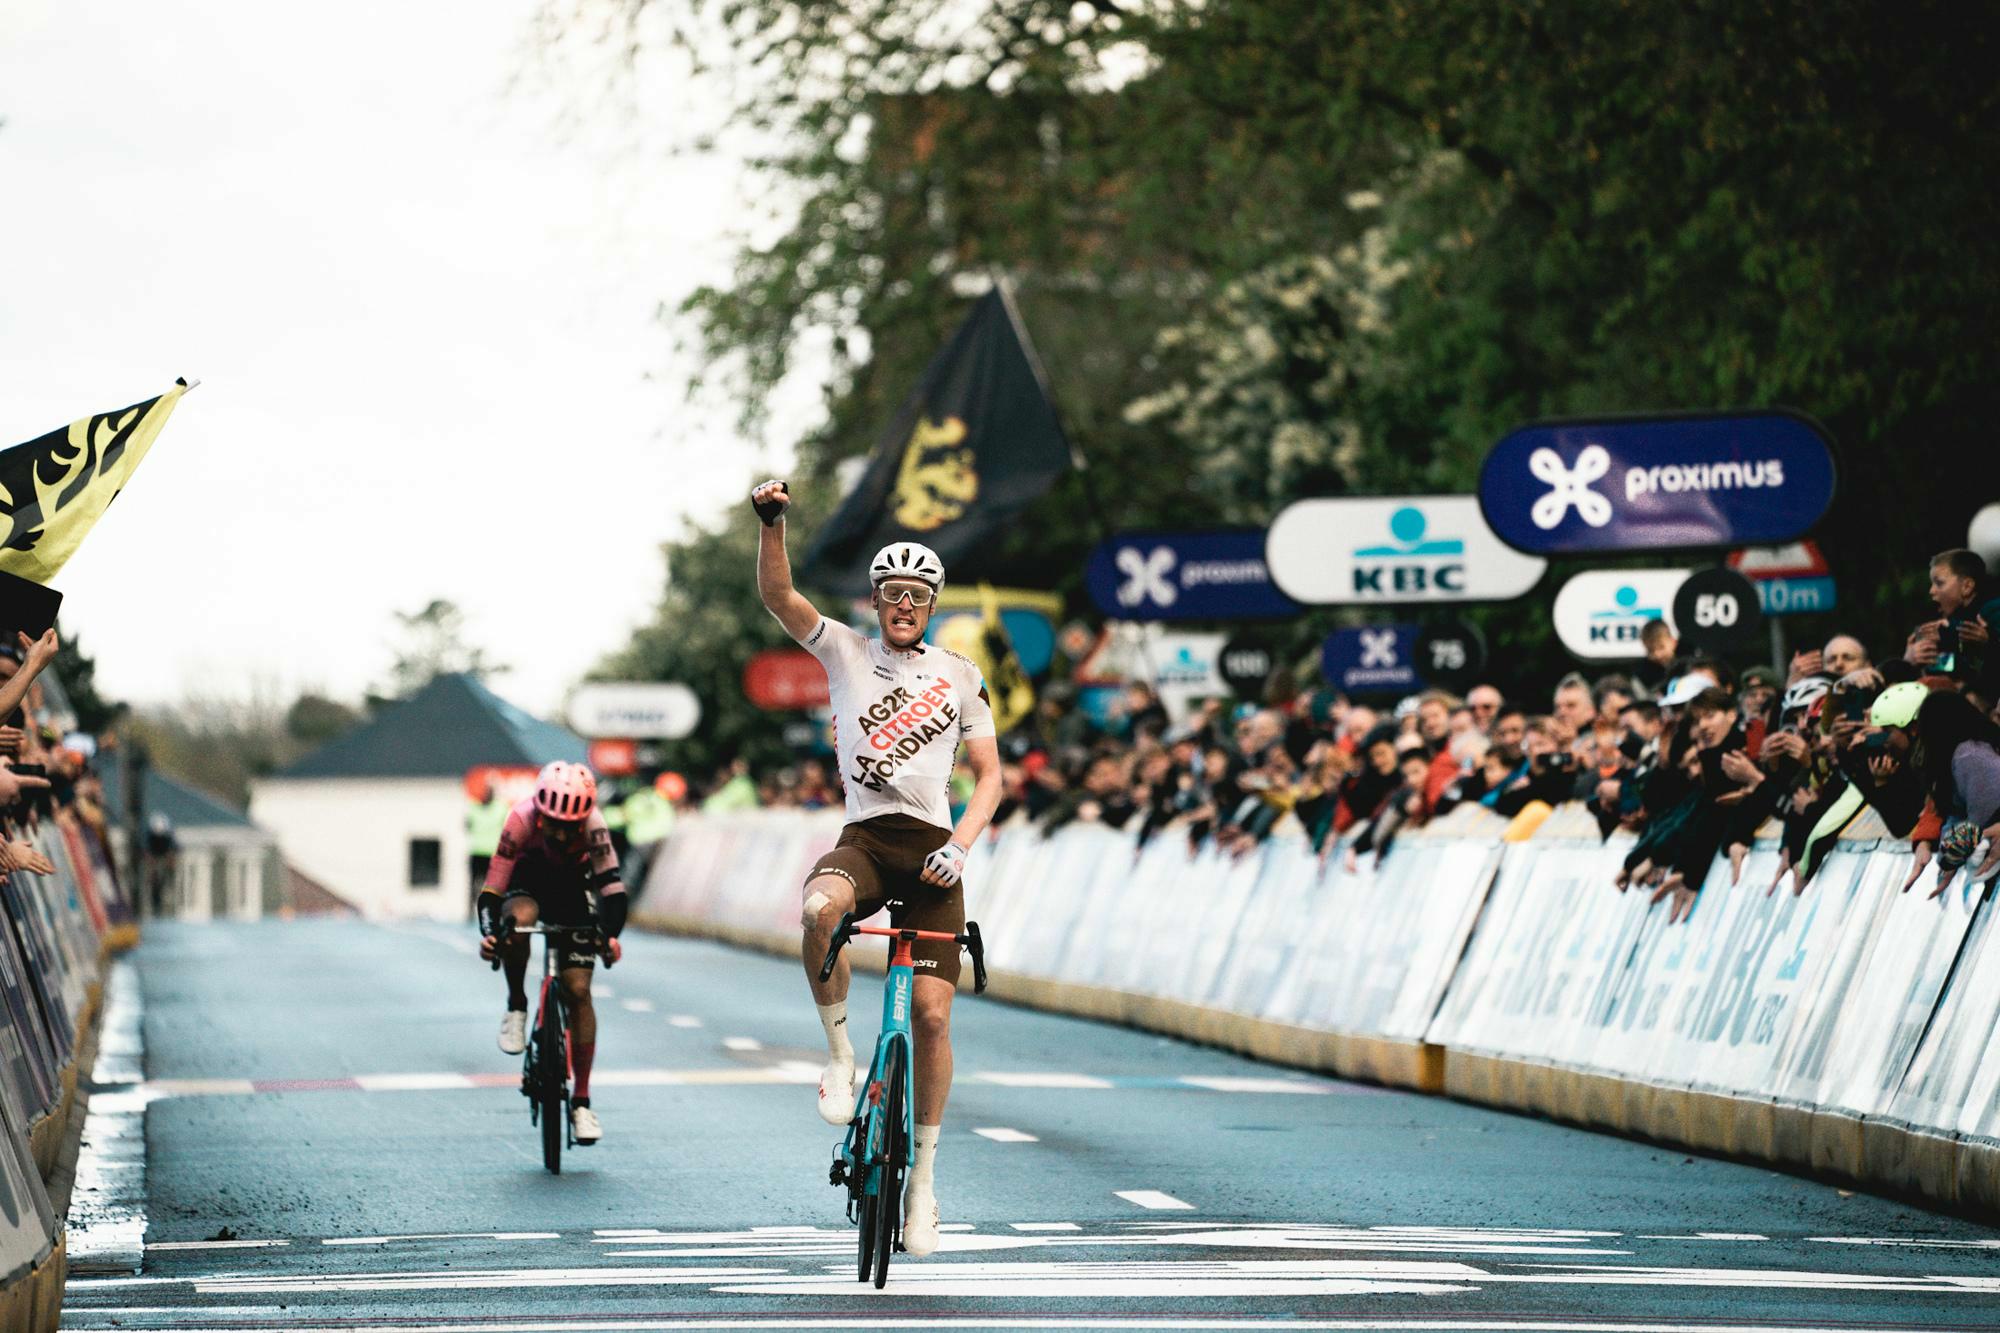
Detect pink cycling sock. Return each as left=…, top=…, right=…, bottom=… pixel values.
left=572, top=1041, right=595, bottom=1101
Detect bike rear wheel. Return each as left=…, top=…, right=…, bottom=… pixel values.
left=539, top=989, right=566, bottom=1174
left=872, top=1043, right=905, bottom=1289
left=856, top=1187, right=877, bottom=1283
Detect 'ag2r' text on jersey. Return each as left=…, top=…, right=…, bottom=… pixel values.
left=797, top=616, right=996, bottom=829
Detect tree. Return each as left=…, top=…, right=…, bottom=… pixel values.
left=546, top=0, right=1998, bottom=697
left=51, top=622, right=123, bottom=734
left=285, top=694, right=360, bottom=747
left=592, top=513, right=800, bottom=781
left=382, top=599, right=507, bottom=699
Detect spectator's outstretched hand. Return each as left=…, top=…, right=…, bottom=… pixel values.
left=0, top=728, right=21, bottom=759
left=1650, top=872, right=1696, bottom=923
left=1960, top=618, right=1990, bottom=647
left=1929, top=863, right=1958, bottom=901
left=1902, top=841, right=1934, bottom=893
left=1767, top=849, right=1792, bottom=897
left=1788, top=649, right=1823, bottom=683
left=17, top=629, right=57, bottom=673
left=1971, top=822, right=2000, bottom=886
left=0, top=840, right=54, bottom=876
left=0, top=766, right=50, bottom=808
left=1728, top=842, right=1748, bottom=885
left=1906, top=624, right=1941, bottom=667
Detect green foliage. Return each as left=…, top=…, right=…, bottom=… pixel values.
left=383, top=599, right=507, bottom=700
left=51, top=623, right=122, bottom=734
left=547, top=0, right=1998, bottom=705
left=285, top=694, right=361, bottom=747
left=591, top=511, right=802, bottom=781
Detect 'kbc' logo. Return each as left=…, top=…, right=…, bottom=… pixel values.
left=1589, top=585, right=1662, bottom=644
left=1350, top=506, right=1465, bottom=596
left=1528, top=445, right=1614, bottom=530
left=1115, top=546, right=1177, bottom=608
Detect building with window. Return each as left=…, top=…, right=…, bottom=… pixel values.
left=248, top=674, right=586, bottom=920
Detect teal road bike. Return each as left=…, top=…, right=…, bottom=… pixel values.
left=819, top=914, right=986, bottom=1288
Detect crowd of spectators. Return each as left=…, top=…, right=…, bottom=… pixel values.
left=694, top=548, right=2000, bottom=923
left=0, top=628, right=127, bottom=891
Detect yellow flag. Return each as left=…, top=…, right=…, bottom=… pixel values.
left=0, top=380, right=189, bottom=584
left=977, top=582, right=1036, bottom=734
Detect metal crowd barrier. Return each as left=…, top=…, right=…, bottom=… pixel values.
left=0, top=811, right=137, bottom=1331
left=637, top=803, right=2000, bottom=1215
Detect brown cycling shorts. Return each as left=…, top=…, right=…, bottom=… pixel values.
left=805, top=814, right=964, bottom=986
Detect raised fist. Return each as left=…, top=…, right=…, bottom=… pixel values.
left=751, top=479, right=791, bottom=527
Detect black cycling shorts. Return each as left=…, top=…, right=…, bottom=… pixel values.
left=501, top=857, right=598, bottom=971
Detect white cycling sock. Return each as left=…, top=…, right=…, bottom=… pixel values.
left=908, top=1122, right=941, bottom=1191
left=817, top=1002, right=853, bottom=1063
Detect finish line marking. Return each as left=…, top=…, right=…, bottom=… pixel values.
left=1117, top=1191, right=1195, bottom=1211
left=124, top=1068, right=1344, bottom=1101
left=62, top=1318, right=1977, bottom=1332
left=974, top=1127, right=1040, bottom=1143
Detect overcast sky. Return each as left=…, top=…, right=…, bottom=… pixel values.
left=0, top=1, right=813, bottom=716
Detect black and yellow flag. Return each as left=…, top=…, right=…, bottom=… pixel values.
left=0, top=380, right=190, bottom=584
left=803, top=287, right=1074, bottom=596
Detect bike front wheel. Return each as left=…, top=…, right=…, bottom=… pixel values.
left=539, top=993, right=566, bottom=1174
left=872, top=1042, right=905, bottom=1289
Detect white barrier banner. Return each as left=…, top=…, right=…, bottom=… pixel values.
left=649, top=807, right=2000, bottom=1150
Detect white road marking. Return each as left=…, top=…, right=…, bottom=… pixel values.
left=974, top=1072, right=1113, bottom=1089
left=144, top=1239, right=291, bottom=1251
left=354, top=1073, right=474, bottom=1092
left=140, top=1078, right=258, bottom=1097
left=322, top=1232, right=560, bottom=1246
left=67, top=960, right=149, bottom=1274
left=621, top=998, right=656, bottom=1012
left=973, top=1127, right=1039, bottom=1142
left=1637, top=1233, right=1767, bottom=1242
left=669, top=1015, right=704, bottom=1028
left=58, top=1312, right=1952, bottom=1320
left=595, top=986, right=616, bottom=998
left=1011, top=1222, right=1082, bottom=1231
left=1117, top=1190, right=1195, bottom=1211
left=723, top=1036, right=764, bottom=1051
left=1179, top=1076, right=1332, bottom=1094
left=1811, top=1236, right=2000, bottom=1248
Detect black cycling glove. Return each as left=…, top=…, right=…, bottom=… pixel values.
left=476, top=893, right=505, bottom=940
left=752, top=479, right=790, bottom=527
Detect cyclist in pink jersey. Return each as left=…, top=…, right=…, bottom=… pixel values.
left=477, top=761, right=627, bottom=1145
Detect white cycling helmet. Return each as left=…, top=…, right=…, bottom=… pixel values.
left=870, top=541, right=945, bottom=591
left=1779, top=673, right=1836, bottom=719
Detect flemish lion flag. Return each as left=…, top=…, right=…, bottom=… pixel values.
left=0, top=379, right=190, bottom=584
left=803, top=286, right=1075, bottom=596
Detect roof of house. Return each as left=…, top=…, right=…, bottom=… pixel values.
left=272, top=673, right=586, bottom=781
left=95, top=752, right=262, bottom=832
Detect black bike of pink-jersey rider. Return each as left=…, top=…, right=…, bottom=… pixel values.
left=476, top=761, right=628, bottom=1146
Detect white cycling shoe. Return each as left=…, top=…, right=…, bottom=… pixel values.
left=498, top=1009, right=527, bottom=1055
left=902, top=1179, right=940, bottom=1257
left=818, top=1057, right=857, bottom=1125
left=571, top=1103, right=602, bottom=1144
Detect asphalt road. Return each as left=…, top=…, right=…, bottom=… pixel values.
left=59, top=918, right=2000, bottom=1332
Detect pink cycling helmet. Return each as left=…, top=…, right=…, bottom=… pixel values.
left=533, top=761, right=597, bottom=822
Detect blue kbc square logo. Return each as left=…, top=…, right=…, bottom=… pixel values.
left=1350, top=507, right=1466, bottom=597
left=1589, top=585, right=1662, bottom=645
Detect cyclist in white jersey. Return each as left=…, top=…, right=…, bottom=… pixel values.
left=751, top=479, right=1002, bottom=1259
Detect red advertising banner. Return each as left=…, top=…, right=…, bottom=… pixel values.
left=462, top=765, right=541, bottom=803
left=743, top=648, right=830, bottom=711
left=588, top=738, right=639, bottom=777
